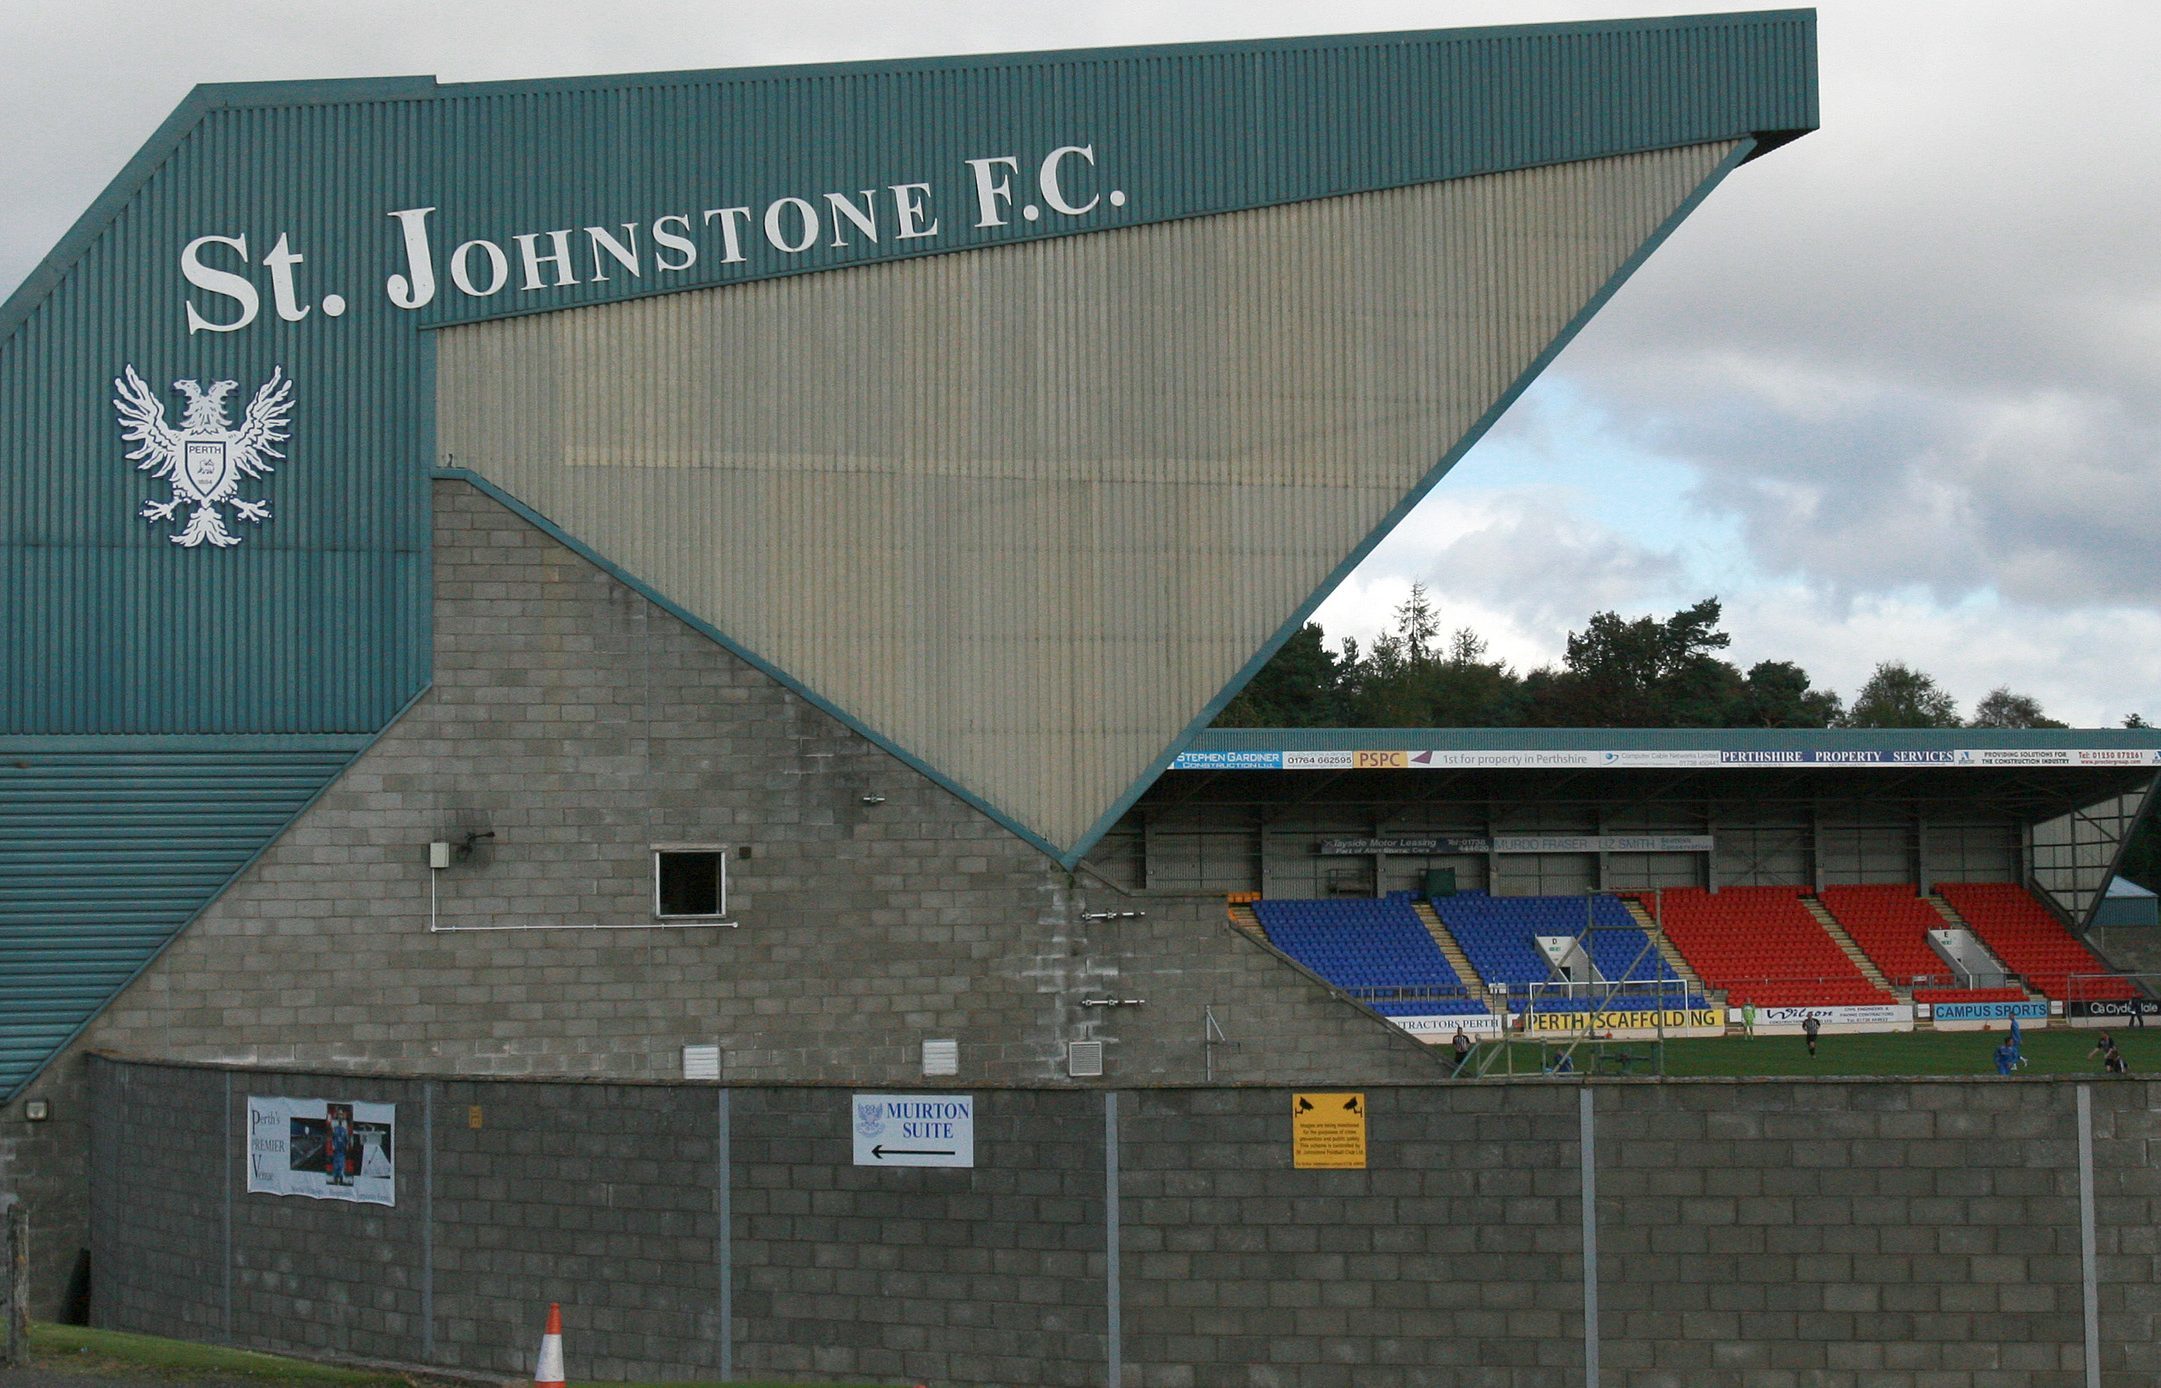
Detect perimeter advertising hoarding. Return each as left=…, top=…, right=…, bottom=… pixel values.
left=1389, top=1013, right=1503, bottom=1040
left=2066, top=998, right=2161, bottom=1023
left=1170, top=747, right=2161, bottom=771
left=1924, top=999, right=2048, bottom=1027
left=1750, top=1003, right=1915, bottom=1032
left=1521, top=1007, right=1726, bottom=1038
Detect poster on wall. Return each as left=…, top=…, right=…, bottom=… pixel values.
left=246, top=1096, right=396, bottom=1206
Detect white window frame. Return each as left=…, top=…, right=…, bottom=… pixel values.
left=653, top=845, right=732, bottom=923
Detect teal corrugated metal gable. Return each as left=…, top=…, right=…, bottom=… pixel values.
left=0, top=736, right=368, bottom=1099
left=397, top=13, right=1814, bottom=327
left=0, top=12, right=1814, bottom=741
left=0, top=94, right=435, bottom=735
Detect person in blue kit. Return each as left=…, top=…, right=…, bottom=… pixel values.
left=325, top=1103, right=353, bottom=1187
left=1994, top=1037, right=2018, bottom=1076
left=2006, top=1015, right=2028, bottom=1069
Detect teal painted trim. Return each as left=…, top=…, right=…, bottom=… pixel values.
left=431, top=469, right=1074, bottom=866
left=1069, top=138, right=1760, bottom=864
left=0, top=734, right=366, bottom=753
left=0, top=78, right=433, bottom=342
left=416, top=330, right=439, bottom=672
left=195, top=76, right=438, bottom=109
left=2070, top=776, right=2161, bottom=933
left=447, top=10, right=1814, bottom=92
left=0, top=91, right=215, bottom=344
left=0, top=690, right=426, bottom=1104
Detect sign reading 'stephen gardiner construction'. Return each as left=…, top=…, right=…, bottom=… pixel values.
left=246, top=1096, right=395, bottom=1206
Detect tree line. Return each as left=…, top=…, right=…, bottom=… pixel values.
left=1214, top=589, right=2102, bottom=731
left=1213, top=590, right=2157, bottom=887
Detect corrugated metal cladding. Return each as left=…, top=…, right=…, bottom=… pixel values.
left=0, top=12, right=1811, bottom=742
left=0, top=737, right=366, bottom=1099
left=399, top=11, right=1814, bottom=329
left=438, top=144, right=1738, bottom=854
left=0, top=93, right=437, bottom=736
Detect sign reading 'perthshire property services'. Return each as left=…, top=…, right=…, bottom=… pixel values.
left=246, top=1096, right=395, bottom=1206
left=852, top=1093, right=975, bottom=1169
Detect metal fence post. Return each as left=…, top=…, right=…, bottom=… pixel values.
left=4, top=1196, right=27, bottom=1367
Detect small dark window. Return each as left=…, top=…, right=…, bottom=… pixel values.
left=655, top=849, right=728, bottom=918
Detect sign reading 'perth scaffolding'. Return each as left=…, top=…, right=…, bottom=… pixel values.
left=246, top=1096, right=396, bottom=1206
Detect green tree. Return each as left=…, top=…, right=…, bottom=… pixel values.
left=1841, top=662, right=1961, bottom=728
left=1968, top=687, right=2067, bottom=729
left=1527, top=597, right=1743, bottom=727
left=1214, top=623, right=1342, bottom=727
left=1733, top=660, right=1843, bottom=728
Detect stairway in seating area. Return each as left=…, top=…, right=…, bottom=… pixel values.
left=1619, top=897, right=1712, bottom=999
left=1227, top=893, right=1265, bottom=938
left=1805, top=896, right=1899, bottom=997
left=1413, top=902, right=1501, bottom=1012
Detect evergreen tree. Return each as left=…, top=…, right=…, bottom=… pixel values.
left=1214, top=623, right=1342, bottom=727
left=1968, top=687, right=2067, bottom=729
left=1527, top=598, right=1743, bottom=727
left=1734, top=660, right=1842, bottom=728
left=1841, top=662, right=1961, bottom=728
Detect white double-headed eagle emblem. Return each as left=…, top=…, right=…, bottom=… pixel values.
left=113, top=365, right=294, bottom=548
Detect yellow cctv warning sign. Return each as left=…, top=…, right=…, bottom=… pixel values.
left=1291, top=1092, right=1367, bottom=1169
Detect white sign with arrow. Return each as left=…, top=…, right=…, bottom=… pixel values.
left=852, top=1093, right=976, bottom=1168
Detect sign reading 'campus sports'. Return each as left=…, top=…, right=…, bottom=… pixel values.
left=178, top=144, right=1128, bottom=335
left=1171, top=747, right=2161, bottom=771
left=246, top=1096, right=395, bottom=1206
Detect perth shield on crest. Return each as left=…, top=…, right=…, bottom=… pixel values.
left=114, top=366, right=294, bottom=548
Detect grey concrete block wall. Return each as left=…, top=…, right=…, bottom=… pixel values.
left=1596, top=1083, right=2088, bottom=1387
left=1118, top=1086, right=1586, bottom=1388
left=8, top=478, right=1443, bottom=1311
left=2092, top=1084, right=2161, bottom=1388
left=431, top=1079, right=721, bottom=1380
left=83, top=1060, right=2161, bottom=1388
left=72, top=482, right=1440, bottom=1092
left=731, top=1088, right=1107, bottom=1387
left=88, top=1062, right=225, bottom=1340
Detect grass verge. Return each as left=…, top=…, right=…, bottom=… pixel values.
left=20, top=1323, right=886, bottom=1388
left=24, top=1324, right=413, bottom=1384
left=1476, top=1025, right=2161, bottom=1077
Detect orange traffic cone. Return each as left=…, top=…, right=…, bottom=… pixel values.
left=534, top=1303, right=566, bottom=1388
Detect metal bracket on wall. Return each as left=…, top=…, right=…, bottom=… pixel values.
left=1204, top=1003, right=1240, bottom=1083
left=1081, top=910, right=1147, bottom=922
left=1081, top=998, right=1145, bottom=1007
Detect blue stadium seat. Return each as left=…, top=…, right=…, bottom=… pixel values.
left=1431, top=893, right=1705, bottom=1012
left=1252, top=898, right=1487, bottom=1016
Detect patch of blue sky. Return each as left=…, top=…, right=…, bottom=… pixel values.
left=1433, top=375, right=1762, bottom=600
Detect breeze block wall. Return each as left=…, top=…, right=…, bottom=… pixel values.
left=8, top=478, right=1442, bottom=1313
left=86, top=1060, right=2161, bottom=1388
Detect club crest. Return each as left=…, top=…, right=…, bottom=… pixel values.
left=113, top=365, right=294, bottom=548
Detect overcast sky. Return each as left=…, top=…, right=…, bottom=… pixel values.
left=4, top=2, right=2155, bottom=726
